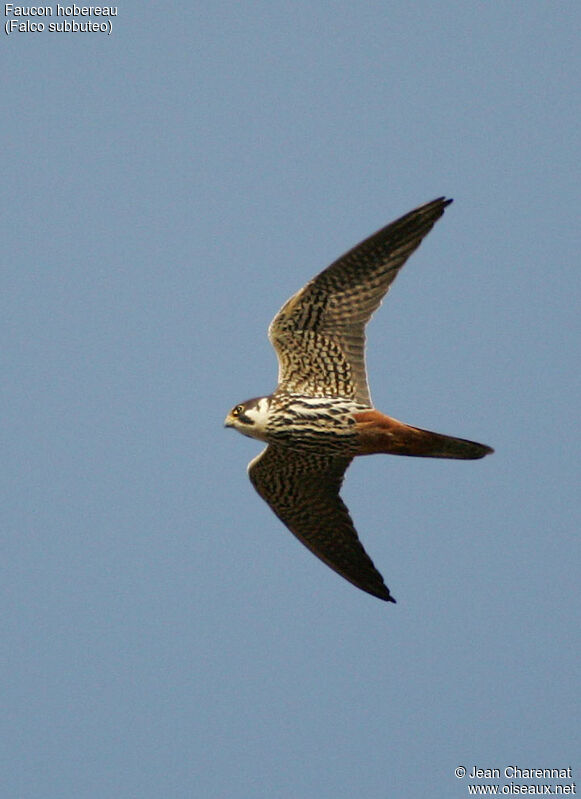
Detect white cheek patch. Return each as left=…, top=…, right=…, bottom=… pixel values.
left=245, top=398, right=270, bottom=430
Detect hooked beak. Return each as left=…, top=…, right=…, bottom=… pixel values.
left=224, top=415, right=234, bottom=428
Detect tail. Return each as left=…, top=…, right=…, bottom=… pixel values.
left=354, top=410, right=494, bottom=460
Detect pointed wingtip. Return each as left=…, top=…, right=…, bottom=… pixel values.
left=428, top=196, right=453, bottom=206
left=372, top=586, right=397, bottom=603
left=475, top=444, right=494, bottom=458
left=413, top=196, right=453, bottom=221
left=435, top=196, right=454, bottom=211
left=379, top=594, right=397, bottom=604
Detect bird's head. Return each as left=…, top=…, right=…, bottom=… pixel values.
left=224, top=397, right=270, bottom=441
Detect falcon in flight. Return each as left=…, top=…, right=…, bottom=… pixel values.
left=225, top=198, right=493, bottom=602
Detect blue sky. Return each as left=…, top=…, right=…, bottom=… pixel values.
left=2, top=3, right=579, bottom=797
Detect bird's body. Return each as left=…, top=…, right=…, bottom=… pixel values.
left=236, top=394, right=363, bottom=452
left=225, top=198, right=493, bottom=602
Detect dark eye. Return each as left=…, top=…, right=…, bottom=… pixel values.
left=232, top=405, right=243, bottom=417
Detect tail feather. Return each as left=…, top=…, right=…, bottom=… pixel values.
left=354, top=410, right=493, bottom=460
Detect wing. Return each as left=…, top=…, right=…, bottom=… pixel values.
left=248, top=444, right=395, bottom=602
left=269, top=197, right=453, bottom=406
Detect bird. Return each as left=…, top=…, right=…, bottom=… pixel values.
left=224, top=198, right=493, bottom=603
